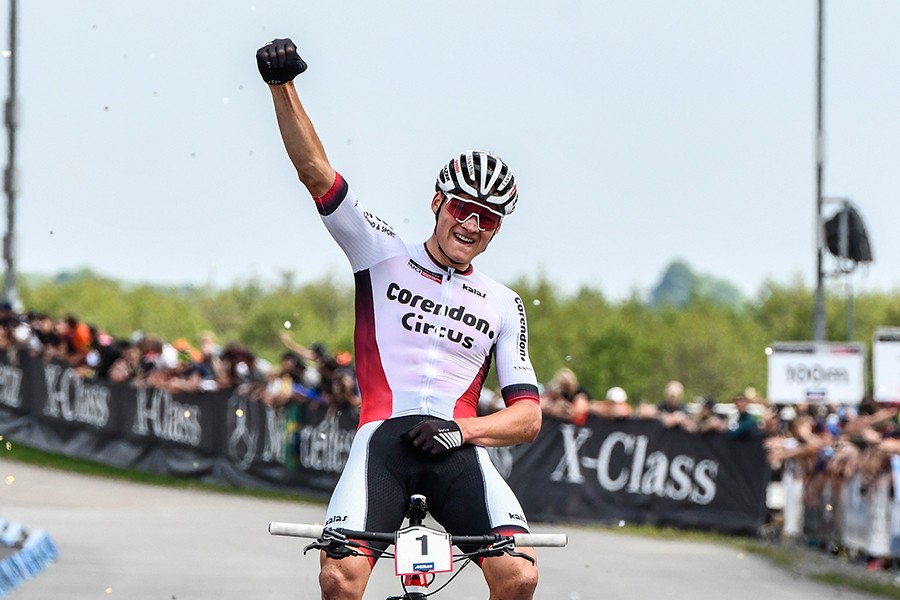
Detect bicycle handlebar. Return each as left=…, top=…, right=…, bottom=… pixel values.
left=511, top=533, right=568, bottom=547
left=269, top=522, right=325, bottom=538
left=268, top=522, right=568, bottom=548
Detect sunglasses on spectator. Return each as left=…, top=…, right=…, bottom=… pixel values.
left=443, top=193, right=503, bottom=232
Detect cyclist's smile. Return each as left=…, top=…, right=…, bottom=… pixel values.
left=427, top=192, right=500, bottom=271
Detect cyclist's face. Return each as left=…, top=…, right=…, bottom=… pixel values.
left=427, top=192, right=501, bottom=269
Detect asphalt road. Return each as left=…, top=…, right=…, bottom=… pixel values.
left=0, top=460, right=881, bottom=600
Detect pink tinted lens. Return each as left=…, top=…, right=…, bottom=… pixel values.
left=446, top=197, right=501, bottom=231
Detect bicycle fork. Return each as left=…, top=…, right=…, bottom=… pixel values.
left=397, top=573, right=428, bottom=599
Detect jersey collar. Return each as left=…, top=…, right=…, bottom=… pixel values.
left=422, top=243, right=474, bottom=277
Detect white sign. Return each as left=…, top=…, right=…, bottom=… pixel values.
left=874, top=329, right=900, bottom=403
left=766, top=342, right=866, bottom=404
left=394, top=526, right=453, bottom=575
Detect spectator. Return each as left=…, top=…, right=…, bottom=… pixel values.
left=278, top=331, right=332, bottom=400
left=219, top=342, right=265, bottom=391
left=640, top=380, right=696, bottom=431
left=197, top=331, right=225, bottom=391
left=63, top=313, right=93, bottom=366
left=695, top=396, right=727, bottom=433
left=90, top=331, right=123, bottom=381
left=107, top=340, right=139, bottom=383
left=261, top=351, right=318, bottom=407
left=540, top=367, right=591, bottom=425
left=589, top=386, right=633, bottom=419
left=0, top=321, right=11, bottom=353
left=309, top=343, right=339, bottom=403
left=328, top=366, right=361, bottom=417
left=28, top=312, right=55, bottom=353
left=162, top=338, right=207, bottom=394
left=138, top=334, right=168, bottom=386
left=728, top=394, right=760, bottom=439
left=278, top=330, right=317, bottom=362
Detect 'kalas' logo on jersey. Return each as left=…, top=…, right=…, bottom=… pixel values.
left=386, top=282, right=496, bottom=349
left=462, top=283, right=486, bottom=298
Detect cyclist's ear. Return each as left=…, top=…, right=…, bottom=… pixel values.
left=431, top=192, right=447, bottom=228
left=431, top=192, right=444, bottom=217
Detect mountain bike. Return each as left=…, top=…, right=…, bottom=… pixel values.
left=269, top=494, right=567, bottom=599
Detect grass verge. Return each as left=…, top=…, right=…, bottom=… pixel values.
left=811, top=572, right=900, bottom=599
left=0, top=438, right=324, bottom=505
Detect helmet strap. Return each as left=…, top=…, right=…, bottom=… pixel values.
left=431, top=199, right=463, bottom=270
left=435, top=239, right=464, bottom=270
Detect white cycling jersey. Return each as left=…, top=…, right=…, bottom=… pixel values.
left=314, top=173, right=539, bottom=427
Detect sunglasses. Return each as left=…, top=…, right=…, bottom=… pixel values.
left=443, top=193, right=503, bottom=232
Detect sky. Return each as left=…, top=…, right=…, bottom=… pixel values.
left=1, top=0, right=899, bottom=302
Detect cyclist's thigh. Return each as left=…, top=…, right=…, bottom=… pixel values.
left=427, top=446, right=529, bottom=535
left=325, top=418, right=411, bottom=534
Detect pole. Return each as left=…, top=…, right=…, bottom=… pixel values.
left=2, top=0, right=18, bottom=309
left=838, top=202, right=853, bottom=340
left=847, top=279, right=854, bottom=340
left=812, top=0, right=827, bottom=341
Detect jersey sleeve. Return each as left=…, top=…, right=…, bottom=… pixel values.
left=493, top=290, right=540, bottom=407
left=313, top=172, right=406, bottom=272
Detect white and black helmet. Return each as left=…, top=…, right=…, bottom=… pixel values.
left=435, top=151, right=519, bottom=216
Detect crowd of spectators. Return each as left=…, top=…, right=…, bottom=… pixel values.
left=0, top=303, right=360, bottom=414
left=537, top=368, right=768, bottom=439
left=5, top=302, right=895, bottom=480
left=536, top=365, right=900, bottom=562
left=536, top=365, right=900, bottom=481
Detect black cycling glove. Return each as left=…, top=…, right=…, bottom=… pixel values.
left=401, top=419, right=463, bottom=456
left=256, top=38, right=308, bottom=85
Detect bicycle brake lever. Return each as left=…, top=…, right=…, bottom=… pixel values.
left=470, top=538, right=536, bottom=564
left=503, top=548, right=536, bottom=565
left=476, top=538, right=536, bottom=565
left=303, top=538, right=360, bottom=558
left=303, top=529, right=359, bottom=559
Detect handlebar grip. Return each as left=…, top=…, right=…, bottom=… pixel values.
left=513, top=533, right=568, bottom=547
left=269, top=522, right=324, bottom=539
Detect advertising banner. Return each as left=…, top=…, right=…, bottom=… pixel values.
left=874, top=328, right=900, bottom=403
left=506, top=417, right=770, bottom=533
left=766, top=342, right=866, bottom=404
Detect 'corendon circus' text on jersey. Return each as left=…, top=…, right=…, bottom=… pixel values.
left=314, top=173, right=540, bottom=427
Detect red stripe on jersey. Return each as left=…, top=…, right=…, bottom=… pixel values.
left=354, top=270, right=393, bottom=427
left=500, top=383, right=540, bottom=407
left=313, top=172, right=348, bottom=216
left=453, top=354, right=492, bottom=419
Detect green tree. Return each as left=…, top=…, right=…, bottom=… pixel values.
left=10, top=263, right=900, bottom=402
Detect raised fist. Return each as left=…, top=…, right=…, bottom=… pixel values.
left=256, top=38, right=308, bottom=85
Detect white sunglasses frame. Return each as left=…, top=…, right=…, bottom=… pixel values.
left=442, top=192, right=504, bottom=232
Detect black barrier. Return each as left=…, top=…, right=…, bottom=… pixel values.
left=0, top=350, right=770, bottom=531
left=0, top=350, right=353, bottom=498
left=506, top=417, right=770, bottom=532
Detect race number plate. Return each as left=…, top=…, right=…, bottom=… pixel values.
left=394, top=526, right=453, bottom=575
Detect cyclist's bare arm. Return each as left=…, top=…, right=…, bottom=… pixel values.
left=268, top=82, right=336, bottom=198
left=456, top=400, right=541, bottom=447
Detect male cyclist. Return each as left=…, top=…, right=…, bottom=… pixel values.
left=257, top=38, right=542, bottom=600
